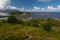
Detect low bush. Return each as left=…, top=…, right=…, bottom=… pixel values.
left=7, top=15, right=18, bottom=24
left=42, top=21, right=52, bottom=32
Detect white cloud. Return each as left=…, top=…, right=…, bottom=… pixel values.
left=7, top=6, right=28, bottom=12
left=47, top=6, right=55, bottom=11
left=31, top=5, right=60, bottom=12
left=19, top=5, right=60, bottom=12
left=32, top=6, right=40, bottom=12
left=0, top=0, right=10, bottom=10
left=47, top=6, right=53, bottom=9
left=57, top=5, right=60, bottom=8
left=34, top=6, right=40, bottom=10
left=0, top=0, right=10, bottom=16
left=7, top=5, right=19, bottom=10
left=19, top=7, right=25, bottom=11
left=4, top=5, right=60, bottom=12
left=47, top=5, right=60, bottom=12
left=0, top=0, right=60, bottom=12
left=38, top=0, right=51, bottom=2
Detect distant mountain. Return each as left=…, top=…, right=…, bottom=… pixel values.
left=0, top=9, right=20, bottom=13
left=0, top=9, right=20, bottom=16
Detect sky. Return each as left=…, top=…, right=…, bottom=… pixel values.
left=0, top=0, right=60, bottom=12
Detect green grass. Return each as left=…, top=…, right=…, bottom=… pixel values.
left=0, top=23, right=59, bottom=40
left=0, top=18, right=60, bottom=40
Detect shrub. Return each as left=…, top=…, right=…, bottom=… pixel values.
left=31, top=22, right=38, bottom=27
left=17, top=19, right=24, bottom=24
left=43, top=23, right=52, bottom=31
left=30, top=20, right=40, bottom=27
left=7, top=15, right=18, bottom=24
left=21, top=21, right=30, bottom=26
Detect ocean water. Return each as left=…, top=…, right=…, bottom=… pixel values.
left=17, top=12, right=60, bottom=19
left=0, top=12, right=60, bottom=20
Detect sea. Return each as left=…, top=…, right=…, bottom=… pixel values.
left=0, top=12, right=60, bottom=20
left=17, top=12, right=60, bottom=19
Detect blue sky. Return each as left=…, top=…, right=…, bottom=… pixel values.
left=10, top=0, right=60, bottom=8
left=0, top=0, right=60, bottom=12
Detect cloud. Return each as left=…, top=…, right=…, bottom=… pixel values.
left=38, top=0, right=51, bottom=2
left=7, top=6, right=28, bottom=12
left=57, top=5, right=60, bottom=8
left=33, top=6, right=40, bottom=10
left=0, top=0, right=10, bottom=10
left=47, top=6, right=53, bottom=9
left=31, top=5, right=60, bottom=12
left=47, top=5, right=60, bottom=12
left=7, top=5, right=19, bottom=10
left=5, top=5, right=60, bottom=12
left=0, top=0, right=10, bottom=16
left=32, top=6, right=40, bottom=12
left=0, top=0, right=60, bottom=12
left=47, top=6, right=55, bottom=11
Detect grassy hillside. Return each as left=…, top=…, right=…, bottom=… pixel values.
left=0, top=18, right=60, bottom=40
